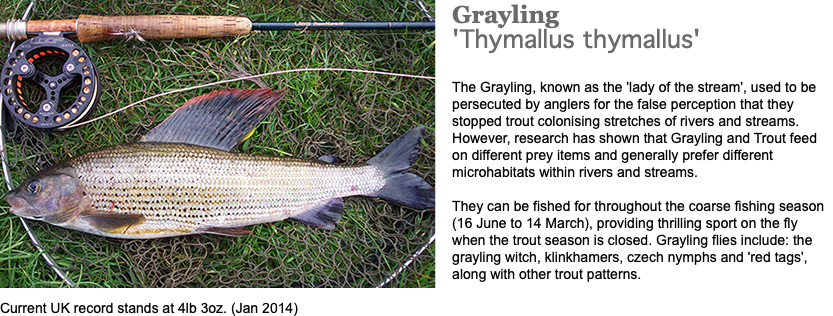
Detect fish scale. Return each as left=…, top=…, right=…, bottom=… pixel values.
left=5, top=89, right=434, bottom=239
left=69, top=143, right=385, bottom=237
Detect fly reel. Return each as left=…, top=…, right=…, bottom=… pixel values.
left=2, top=35, right=99, bottom=131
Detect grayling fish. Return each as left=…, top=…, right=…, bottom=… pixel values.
left=3, top=89, right=434, bottom=239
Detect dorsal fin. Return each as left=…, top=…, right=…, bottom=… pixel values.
left=140, top=89, right=287, bottom=151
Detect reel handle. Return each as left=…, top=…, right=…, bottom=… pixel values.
left=76, top=15, right=252, bottom=42
left=26, top=19, right=76, bottom=34
left=3, top=16, right=252, bottom=42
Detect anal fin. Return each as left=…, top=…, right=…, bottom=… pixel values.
left=291, top=198, right=345, bottom=230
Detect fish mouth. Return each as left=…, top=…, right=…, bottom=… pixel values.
left=5, top=196, right=28, bottom=214
left=5, top=196, right=29, bottom=211
left=4, top=194, right=47, bottom=220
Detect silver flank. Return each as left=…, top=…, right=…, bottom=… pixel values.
left=68, top=143, right=385, bottom=237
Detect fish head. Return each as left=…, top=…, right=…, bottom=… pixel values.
left=4, top=168, right=87, bottom=224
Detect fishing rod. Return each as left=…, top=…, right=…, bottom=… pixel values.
left=0, top=15, right=434, bottom=130
left=0, top=15, right=435, bottom=43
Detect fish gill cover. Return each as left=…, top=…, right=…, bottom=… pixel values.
left=0, top=0, right=435, bottom=287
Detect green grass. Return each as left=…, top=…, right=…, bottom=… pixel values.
left=0, top=0, right=434, bottom=287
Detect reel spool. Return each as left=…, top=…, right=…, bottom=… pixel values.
left=2, top=35, right=99, bottom=131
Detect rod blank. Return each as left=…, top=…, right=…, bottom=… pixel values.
left=0, top=17, right=436, bottom=43
left=252, top=21, right=435, bottom=31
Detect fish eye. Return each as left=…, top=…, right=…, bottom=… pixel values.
left=26, top=181, right=41, bottom=194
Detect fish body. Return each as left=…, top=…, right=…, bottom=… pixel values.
left=4, top=89, right=434, bottom=238
left=61, top=143, right=384, bottom=238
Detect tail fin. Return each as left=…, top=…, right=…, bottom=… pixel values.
left=367, top=126, right=435, bottom=210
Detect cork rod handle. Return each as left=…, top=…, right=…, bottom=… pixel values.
left=75, top=15, right=252, bottom=43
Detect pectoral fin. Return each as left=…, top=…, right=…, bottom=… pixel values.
left=82, top=213, right=146, bottom=234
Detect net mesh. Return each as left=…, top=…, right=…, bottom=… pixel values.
left=1, top=0, right=434, bottom=287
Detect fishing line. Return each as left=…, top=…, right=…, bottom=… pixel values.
left=62, top=68, right=435, bottom=129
